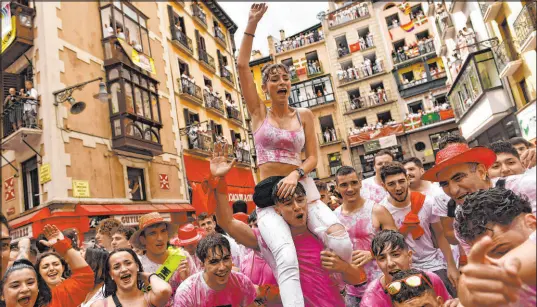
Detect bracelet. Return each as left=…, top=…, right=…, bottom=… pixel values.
left=244, top=32, right=255, bottom=38
left=52, top=238, right=73, bottom=255
left=148, top=273, right=158, bottom=284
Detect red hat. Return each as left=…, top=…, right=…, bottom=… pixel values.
left=172, top=223, right=203, bottom=247
left=233, top=212, right=249, bottom=224
left=422, top=143, right=496, bottom=182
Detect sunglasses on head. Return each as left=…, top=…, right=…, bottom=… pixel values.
left=386, top=274, right=433, bottom=296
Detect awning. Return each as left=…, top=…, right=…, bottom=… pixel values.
left=184, top=155, right=256, bottom=214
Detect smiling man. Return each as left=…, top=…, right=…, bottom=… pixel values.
left=361, top=230, right=453, bottom=307
left=131, top=212, right=192, bottom=307
left=333, top=166, right=397, bottom=306
left=173, top=233, right=257, bottom=307
left=488, top=140, right=526, bottom=179
left=388, top=269, right=448, bottom=307
left=360, top=149, right=394, bottom=203
left=379, top=162, right=459, bottom=297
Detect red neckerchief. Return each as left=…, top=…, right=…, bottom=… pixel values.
left=398, top=192, right=426, bottom=239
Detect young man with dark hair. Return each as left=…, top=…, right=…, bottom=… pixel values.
left=361, top=149, right=394, bottom=203
left=95, top=218, right=122, bottom=251
left=333, top=165, right=397, bottom=306
left=1, top=213, right=11, bottom=276
left=387, top=269, right=447, bottom=307
left=488, top=140, right=526, bottom=178
left=510, top=136, right=534, bottom=156
left=438, top=133, right=467, bottom=150
left=232, top=200, right=248, bottom=214
left=111, top=224, right=135, bottom=250
left=174, top=233, right=257, bottom=306
left=379, top=162, right=459, bottom=297
left=210, top=150, right=363, bottom=306
left=197, top=212, right=216, bottom=234
left=315, top=180, right=330, bottom=204
left=455, top=188, right=536, bottom=306
left=361, top=230, right=454, bottom=306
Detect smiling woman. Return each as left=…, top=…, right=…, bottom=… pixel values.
left=36, top=252, right=71, bottom=289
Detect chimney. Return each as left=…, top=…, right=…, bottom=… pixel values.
left=279, top=29, right=285, bottom=41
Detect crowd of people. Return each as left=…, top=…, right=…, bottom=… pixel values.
left=327, top=2, right=369, bottom=28
left=186, top=122, right=250, bottom=163
left=336, top=57, right=384, bottom=84
left=273, top=28, right=324, bottom=54
left=322, top=127, right=338, bottom=143
left=347, top=87, right=389, bottom=111
left=348, top=118, right=399, bottom=136
left=2, top=81, right=39, bottom=135
left=392, top=36, right=435, bottom=64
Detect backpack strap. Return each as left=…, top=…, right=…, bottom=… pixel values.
left=399, top=192, right=426, bottom=239
left=112, top=294, right=123, bottom=307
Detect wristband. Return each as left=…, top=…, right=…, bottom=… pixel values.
left=52, top=237, right=73, bottom=255
left=201, top=175, right=228, bottom=214
left=244, top=32, right=255, bottom=38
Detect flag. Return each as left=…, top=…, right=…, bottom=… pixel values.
left=349, top=42, right=361, bottom=53
left=401, top=20, right=415, bottom=32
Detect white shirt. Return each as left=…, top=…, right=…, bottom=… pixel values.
left=360, top=176, right=388, bottom=203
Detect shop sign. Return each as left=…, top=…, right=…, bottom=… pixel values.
left=364, top=140, right=381, bottom=153
left=113, top=213, right=171, bottom=227
left=228, top=193, right=253, bottom=203
left=73, top=180, right=90, bottom=198
left=360, top=146, right=403, bottom=165
left=39, top=163, right=52, bottom=184
left=1, top=3, right=16, bottom=54
left=159, top=174, right=170, bottom=190
left=10, top=224, right=33, bottom=241
left=4, top=177, right=15, bottom=202
left=517, top=101, right=536, bottom=141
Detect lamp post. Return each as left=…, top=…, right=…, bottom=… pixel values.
left=52, top=77, right=110, bottom=106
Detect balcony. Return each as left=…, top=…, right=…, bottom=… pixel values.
left=337, top=47, right=351, bottom=59
left=220, top=66, right=234, bottom=87
left=289, top=89, right=336, bottom=109
left=404, top=109, right=456, bottom=133
left=226, top=106, right=242, bottom=125
left=177, top=77, right=203, bottom=106
left=318, top=128, right=342, bottom=147
left=172, top=30, right=194, bottom=56
left=307, top=62, right=324, bottom=78
left=398, top=71, right=447, bottom=99
left=198, top=49, right=216, bottom=73
left=234, top=148, right=251, bottom=166
left=436, top=13, right=455, bottom=41
left=1, top=1, right=35, bottom=70
left=338, top=64, right=386, bottom=88
left=183, top=132, right=213, bottom=157
left=451, top=38, right=499, bottom=81
left=348, top=123, right=404, bottom=147
left=343, top=89, right=396, bottom=115
left=1, top=99, right=42, bottom=152
left=394, top=40, right=436, bottom=67
left=327, top=2, right=370, bottom=30
left=480, top=1, right=502, bottom=23
left=513, top=2, right=537, bottom=54
left=214, top=27, right=227, bottom=48
left=192, top=3, right=207, bottom=29
left=204, top=90, right=225, bottom=116
left=448, top=0, right=465, bottom=13
left=274, top=29, right=324, bottom=55
left=492, top=40, right=523, bottom=79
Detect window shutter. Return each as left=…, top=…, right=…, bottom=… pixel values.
left=195, top=30, right=200, bottom=50
left=167, top=5, right=177, bottom=41
left=2, top=73, right=22, bottom=103
left=230, top=129, right=236, bottom=144
left=183, top=108, right=190, bottom=126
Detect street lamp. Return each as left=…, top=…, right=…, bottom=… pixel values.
left=52, top=77, right=110, bottom=114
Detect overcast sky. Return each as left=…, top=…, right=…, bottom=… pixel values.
left=219, top=2, right=329, bottom=58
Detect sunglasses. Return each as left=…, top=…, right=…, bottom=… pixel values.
left=386, top=274, right=433, bottom=296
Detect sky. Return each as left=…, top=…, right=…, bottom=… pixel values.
left=218, top=2, right=329, bottom=58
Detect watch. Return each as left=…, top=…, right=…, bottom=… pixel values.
left=295, top=168, right=305, bottom=178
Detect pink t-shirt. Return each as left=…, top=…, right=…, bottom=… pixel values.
left=360, top=176, right=388, bottom=203
left=360, top=271, right=451, bottom=307
left=240, top=249, right=282, bottom=307
left=253, top=228, right=345, bottom=307
left=334, top=200, right=382, bottom=298
left=173, top=271, right=256, bottom=307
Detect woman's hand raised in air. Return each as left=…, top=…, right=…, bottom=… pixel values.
left=248, top=3, right=268, bottom=25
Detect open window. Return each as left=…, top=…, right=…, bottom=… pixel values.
left=370, top=81, right=385, bottom=93
left=408, top=100, right=424, bottom=113
left=305, top=51, right=322, bottom=76
left=353, top=117, right=368, bottom=128
left=433, top=94, right=448, bottom=107
left=127, top=167, right=146, bottom=201
left=347, top=88, right=361, bottom=101
left=204, top=77, right=212, bottom=88
left=386, top=13, right=400, bottom=29
left=401, top=71, right=415, bottom=83
left=22, top=156, right=39, bottom=211
left=393, top=39, right=405, bottom=52
left=281, top=57, right=294, bottom=68
left=340, top=59, right=354, bottom=71
left=328, top=152, right=342, bottom=176
left=410, top=4, right=424, bottom=19
left=335, top=35, right=350, bottom=58
left=178, top=60, right=190, bottom=76
left=319, top=115, right=337, bottom=143
left=416, top=30, right=429, bottom=41
left=377, top=111, right=393, bottom=123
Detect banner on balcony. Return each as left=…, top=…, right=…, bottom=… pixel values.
left=296, top=67, right=307, bottom=75
left=348, top=123, right=404, bottom=147
left=401, top=20, right=415, bottom=32
left=1, top=3, right=16, bottom=54
left=349, top=42, right=361, bottom=53
left=117, top=38, right=157, bottom=75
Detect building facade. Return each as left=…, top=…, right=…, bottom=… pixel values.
left=0, top=0, right=255, bottom=243
left=266, top=22, right=350, bottom=181
left=322, top=1, right=403, bottom=177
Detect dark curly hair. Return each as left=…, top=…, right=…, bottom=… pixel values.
left=438, top=133, right=467, bottom=150
left=1, top=259, right=52, bottom=307
left=454, top=188, right=532, bottom=243
left=371, top=230, right=408, bottom=257
left=380, top=161, right=407, bottom=183
left=35, top=252, right=72, bottom=281
left=388, top=268, right=435, bottom=304
left=103, top=248, right=144, bottom=297
left=196, top=233, right=231, bottom=264
left=488, top=140, right=520, bottom=159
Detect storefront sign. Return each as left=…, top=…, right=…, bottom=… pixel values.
left=360, top=146, right=403, bottom=166
left=364, top=140, right=381, bottom=153
left=113, top=213, right=171, bottom=227
left=379, top=135, right=398, bottom=149
left=73, top=180, right=90, bottom=198
left=10, top=224, right=33, bottom=241
left=159, top=174, right=170, bottom=190
left=4, top=177, right=15, bottom=202
left=1, top=3, right=16, bottom=54
left=517, top=101, right=536, bottom=142
left=228, top=193, right=253, bottom=203
left=39, top=163, right=52, bottom=184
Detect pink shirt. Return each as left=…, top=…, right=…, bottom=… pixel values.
left=240, top=249, right=282, bottom=307
left=360, top=271, right=451, bottom=307
left=334, top=200, right=382, bottom=298
left=173, top=271, right=256, bottom=307
left=253, top=228, right=345, bottom=307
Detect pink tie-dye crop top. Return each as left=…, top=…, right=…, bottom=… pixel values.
left=253, top=110, right=306, bottom=167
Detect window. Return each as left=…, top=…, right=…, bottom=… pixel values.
left=393, top=39, right=405, bottom=52
left=127, top=167, right=146, bottom=201
left=211, top=121, right=223, bottom=142
left=416, top=30, right=429, bottom=41
left=519, top=79, right=530, bottom=105
left=204, top=77, right=212, bottom=88
left=370, top=81, right=385, bottom=92
left=183, top=108, right=200, bottom=125
left=353, top=117, right=367, bottom=128
left=408, top=100, right=424, bottom=113
left=22, top=156, right=39, bottom=211
left=386, top=13, right=400, bottom=29
left=377, top=111, right=393, bottom=123
left=100, top=1, right=151, bottom=55
left=178, top=60, right=189, bottom=75
left=433, top=94, right=447, bottom=107
left=347, top=88, right=361, bottom=101
left=281, top=57, right=294, bottom=68
left=410, top=4, right=424, bottom=19
left=335, top=35, right=350, bottom=58
left=289, top=75, right=334, bottom=108
left=401, top=71, right=415, bottom=82
left=328, top=153, right=342, bottom=176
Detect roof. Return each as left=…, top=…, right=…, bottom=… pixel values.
left=204, top=0, right=239, bottom=34
left=249, top=55, right=273, bottom=67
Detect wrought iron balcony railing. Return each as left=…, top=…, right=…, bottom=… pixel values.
left=178, top=77, right=203, bottom=103
left=492, top=39, right=520, bottom=75
left=226, top=105, right=241, bottom=122
left=198, top=49, right=216, bottom=71
left=394, top=40, right=435, bottom=65
left=173, top=30, right=193, bottom=53
left=1, top=99, right=40, bottom=138
left=214, top=27, right=226, bottom=46
left=204, top=91, right=224, bottom=114
left=220, top=66, right=234, bottom=85
left=192, top=3, right=207, bottom=27
left=513, top=2, right=536, bottom=50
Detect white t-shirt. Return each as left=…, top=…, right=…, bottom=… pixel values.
left=380, top=196, right=447, bottom=272
left=360, top=176, right=388, bottom=203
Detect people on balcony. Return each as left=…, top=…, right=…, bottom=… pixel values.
left=104, top=24, right=114, bottom=38
left=328, top=2, right=369, bottom=27
left=337, top=43, right=350, bottom=57
left=188, top=122, right=200, bottom=149
left=307, top=60, right=321, bottom=75
left=3, top=88, right=22, bottom=133
left=181, top=72, right=196, bottom=96
left=273, top=28, right=323, bottom=54
left=116, top=27, right=125, bottom=40
left=366, top=32, right=374, bottom=48
left=20, top=81, right=38, bottom=129
left=323, top=128, right=331, bottom=143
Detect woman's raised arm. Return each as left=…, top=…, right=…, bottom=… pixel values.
left=237, top=3, right=268, bottom=121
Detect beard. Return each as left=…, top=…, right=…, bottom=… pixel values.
left=389, top=189, right=409, bottom=203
